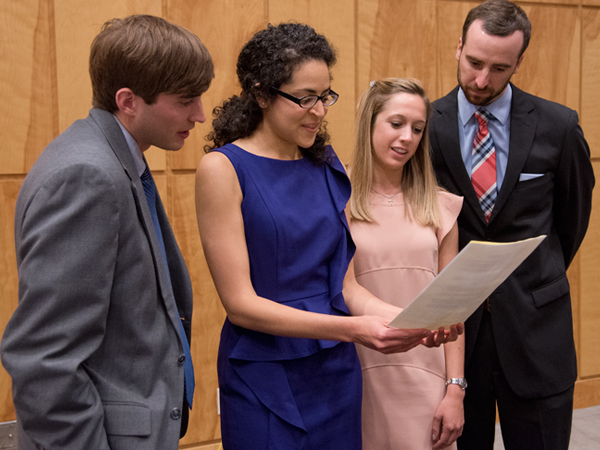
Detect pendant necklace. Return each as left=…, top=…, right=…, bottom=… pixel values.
left=372, top=188, right=402, bottom=205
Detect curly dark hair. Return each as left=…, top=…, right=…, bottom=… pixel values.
left=205, top=22, right=337, bottom=162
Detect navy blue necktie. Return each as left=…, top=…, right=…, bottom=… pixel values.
left=140, top=166, right=195, bottom=408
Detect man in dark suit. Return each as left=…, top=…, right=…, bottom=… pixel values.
left=429, top=1, right=594, bottom=449
left=1, top=15, right=213, bottom=450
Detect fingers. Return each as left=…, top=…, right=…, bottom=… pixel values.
left=446, top=325, right=458, bottom=343
left=431, top=414, right=442, bottom=447
left=360, top=318, right=433, bottom=354
left=421, top=333, right=435, bottom=348
left=432, top=424, right=452, bottom=449
left=421, top=323, right=464, bottom=347
left=446, top=323, right=464, bottom=341
left=379, top=328, right=430, bottom=354
left=432, top=414, right=464, bottom=449
left=433, top=425, right=462, bottom=449
left=436, top=327, right=446, bottom=346
left=421, top=328, right=445, bottom=348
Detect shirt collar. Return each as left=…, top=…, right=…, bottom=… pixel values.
left=112, top=114, right=147, bottom=177
left=458, top=83, right=512, bottom=127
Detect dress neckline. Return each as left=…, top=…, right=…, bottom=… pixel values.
left=228, top=143, right=305, bottom=162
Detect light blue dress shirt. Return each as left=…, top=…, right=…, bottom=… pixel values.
left=457, top=84, right=512, bottom=190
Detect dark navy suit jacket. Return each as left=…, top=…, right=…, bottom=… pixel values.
left=429, top=84, right=594, bottom=398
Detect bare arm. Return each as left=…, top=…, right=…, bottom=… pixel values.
left=432, top=222, right=465, bottom=449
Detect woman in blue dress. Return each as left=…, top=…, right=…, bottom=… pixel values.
left=195, top=23, right=462, bottom=450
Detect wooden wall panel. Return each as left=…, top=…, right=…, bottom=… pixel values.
left=168, top=0, right=266, bottom=171
left=574, top=377, right=600, bottom=409
left=436, top=1, right=478, bottom=100
left=358, top=0, right=438, bottom=112
left=511, top=4, right=580, bottom=110
left=268, top=0, right=356, bottom=163
left=185, top=443, right=221, bottom=450
left=580, top=6, right=600, bottom=380
left=0, top=180, right=22, bottom=422
left=582, top=7, right=600, bottom=159
left=580, top=160, right=600, bottom=378
left=0, top=0, right=57, bottom=175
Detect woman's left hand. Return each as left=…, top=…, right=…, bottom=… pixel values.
left=431, top=386, right=465, bottom=449
left=421, top=324, right=464, bottom=348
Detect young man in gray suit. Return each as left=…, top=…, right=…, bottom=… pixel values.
left=429, top=1, right=594, bottom=449
left=1, top=15, right=213, bottom=450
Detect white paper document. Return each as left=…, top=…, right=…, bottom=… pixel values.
left=387, top=235, right=546, bottom=330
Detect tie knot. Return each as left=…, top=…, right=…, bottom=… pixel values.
left=140, top=166, right=152, bottom=182
left=475, top=109, right=493, bottom=124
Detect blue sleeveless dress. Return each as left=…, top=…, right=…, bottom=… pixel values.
left=215, top=144, right=361, bottom=450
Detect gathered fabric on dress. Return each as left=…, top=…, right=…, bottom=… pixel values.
left=215, top=144, right=361, bottom=450
left=351, top=190, right=462, bottom=450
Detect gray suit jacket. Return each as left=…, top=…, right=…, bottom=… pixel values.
left=1, top=108, right=194, bottom=449
left=429, top=85, right=594, bottom=398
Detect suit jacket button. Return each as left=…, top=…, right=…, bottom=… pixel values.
left=178, top=354, right=186, bottom=365
left=171, top=408, right=182, bottom=420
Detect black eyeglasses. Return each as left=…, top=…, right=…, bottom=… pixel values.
left=270, top=87, right=339, bottom=109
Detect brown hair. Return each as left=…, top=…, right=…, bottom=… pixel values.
left=462, top=0, right=531, bottom=57
left=90, top=14, right=214, bottom=112
left=351, top=78, right=441, bottom=227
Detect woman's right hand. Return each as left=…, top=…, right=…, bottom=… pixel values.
left=353, top=316, right=432, bottom=354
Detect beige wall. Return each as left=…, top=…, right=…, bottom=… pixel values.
left=0, top=0, right=598, bottom=447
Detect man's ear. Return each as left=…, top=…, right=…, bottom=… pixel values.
left=115, top=88, right=137, bottom=116
left=455, top=37, right=463, bottom=61
left=513, top=54, right=525, bottom=74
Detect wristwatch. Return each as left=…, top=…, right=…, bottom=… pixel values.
left=446, top=378, right=468, bottom=390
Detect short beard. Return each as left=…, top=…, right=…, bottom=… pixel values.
left=456, top=63, right=511, bottom=107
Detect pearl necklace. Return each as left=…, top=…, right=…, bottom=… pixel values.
left=371, top=188, right=402, bottom=205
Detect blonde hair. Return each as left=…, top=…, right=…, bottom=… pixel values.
left=350, top=78, right=441, bottom=227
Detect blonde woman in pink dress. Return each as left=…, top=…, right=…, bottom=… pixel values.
left=350, top=78, right=466, bottom=450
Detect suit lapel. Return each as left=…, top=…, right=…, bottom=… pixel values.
left=489, top=85, right=536, bottom=222
left=88, top=108, right=184, bottom=336
left=433, top=89, right=485, bottom=221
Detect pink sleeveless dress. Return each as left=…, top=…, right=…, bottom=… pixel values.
left=351, top=190, right=462, bottom=450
